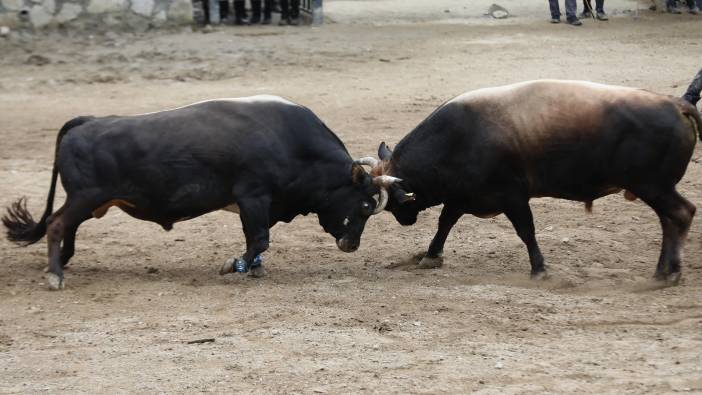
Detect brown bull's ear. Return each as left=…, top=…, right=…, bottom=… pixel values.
left=351, top=163, right=367, bottom=184
left=378, top=142, right=392, bottom=161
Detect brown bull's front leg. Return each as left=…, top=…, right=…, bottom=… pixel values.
left=418, top=205, right=463, bottom=269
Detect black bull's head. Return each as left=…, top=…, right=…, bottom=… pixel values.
left=318, top=161, right=402, bottom=253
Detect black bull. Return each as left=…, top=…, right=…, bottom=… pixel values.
left=3, top=96, right=396, bottom=290
left=373, top=74, right=702, bottom=282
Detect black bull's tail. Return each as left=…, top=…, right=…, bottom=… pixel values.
left=2, top=116, right=92, bottom=246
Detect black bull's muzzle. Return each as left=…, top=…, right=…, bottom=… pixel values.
left=336, top=237, right=360, bottom=253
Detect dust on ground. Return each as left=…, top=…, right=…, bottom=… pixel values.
left=1, top=11, right=702, bottom=394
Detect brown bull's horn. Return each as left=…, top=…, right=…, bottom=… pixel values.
left=373, top=188, right=389, bottom=214
left=372, top=175, right=402, bottom=188
left=354, top=157, right=380, bottom=168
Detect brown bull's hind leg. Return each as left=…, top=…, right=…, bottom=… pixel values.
left=639, top=189, right=696, bottom=284
left=504, top=201, right=546, bottom=279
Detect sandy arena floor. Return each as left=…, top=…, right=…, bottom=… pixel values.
left=1, top=8, right=702, bottom=394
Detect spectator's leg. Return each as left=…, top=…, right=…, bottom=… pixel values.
left=667, top=0, right=682, bottom=12
left=548, top=0, right=562, bottom=19
left=263, top=0, right=274, bottom=22
left=203, top=0, right=211, bottom=24
left=291, top=0, right=300, bottom=18
left=279, top=0, right=290, bottom=24
left=251, top=0, right=261, bottom=23
left=233, top=0, right=247, bottom=24
left=596, top=0, right=604, bottom=12
left=220, top=0, right=229, bottom=20
left=565, top=0, right=578, bottom=20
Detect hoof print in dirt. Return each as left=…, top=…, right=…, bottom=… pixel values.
left=46, top=273, right=64, bottom=290
left=417, top=255, right=443, bottom=269
left=249, top=264, right=266, bottom=278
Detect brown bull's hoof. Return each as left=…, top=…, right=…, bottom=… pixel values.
left=530, top=270, right=549, bottom=281
left=46, top=273, right=64, bottom=290
left=655, top=271, right=681, bottom=285
left=219, top=258, right=236, bottom=275
left=417, top=256, right=443, bottom=269
left=249, top=264, right=266, bottom=278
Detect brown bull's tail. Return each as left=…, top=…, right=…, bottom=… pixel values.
left=682, top=68, right=702, bottom=107
left=2, top=116, right=92, bottom=246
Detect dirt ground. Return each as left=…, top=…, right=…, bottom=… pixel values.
left=1, top=11, right=702, bottom=394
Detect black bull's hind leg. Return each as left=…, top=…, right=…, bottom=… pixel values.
left=45, top=193, right=105, bottom=290
left=219, top=195, right=272, bottom=278
left=639, top=189, right=696, bottom=283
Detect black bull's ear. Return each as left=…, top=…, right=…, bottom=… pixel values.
left=378, top=142, right=392, bottom=161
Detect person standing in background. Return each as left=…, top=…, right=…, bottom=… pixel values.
left=669, top=0, right=701, bottom=13
left=280, top=0, right=301, bottom=25
left=548, top=0, right=582, bottom=25
left=581, top=0, right=608, bottom=20
left=251, top=0, right=273, bottom=24
left=232, top=0, right=248, bottom=25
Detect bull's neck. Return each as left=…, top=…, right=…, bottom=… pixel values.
left=281, top=155, right=352, bottom=215
left=390, top=159, right=441, bottom=211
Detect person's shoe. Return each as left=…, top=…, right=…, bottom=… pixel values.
left=250, top=14, right=261, bottom=24
left=690, top=6, right=700, bottom=14
left=567, top=17, right=583, bottom=25
left=234, top=17, right=249, bottom=25
left=596, top=11, right=609, bottom=20
left=580, top=10, right=592, bottom=18
left=278, top=17, right=289, bottom=25
left=262, top=16, right=272, bottom=24
left=289, top=16, right=300, bottom=26
left=550, top=16, right=561, bottom=23
left=667, top=5, right=682, bottom=13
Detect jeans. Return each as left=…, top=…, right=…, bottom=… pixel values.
left=549, top=0, right=577, bottom=19
left=252, top=0, right=273, bottom=19
left=583, top=0, right=604, bottom=12
left=668, top=0, right=702, bottom=8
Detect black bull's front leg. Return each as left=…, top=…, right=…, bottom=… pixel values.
left=219, top=195, right=272, bottom=278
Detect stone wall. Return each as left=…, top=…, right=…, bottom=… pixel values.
left=0, top=0, right=193, bottom=30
